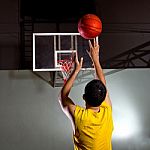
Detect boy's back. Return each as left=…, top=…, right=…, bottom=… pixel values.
left=74, top=101, right=113, bottom=150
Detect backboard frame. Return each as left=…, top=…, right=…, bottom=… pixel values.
left=33, top=33, right=98, bottom=72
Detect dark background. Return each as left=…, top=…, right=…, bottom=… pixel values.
left=0, top=0, right=150, bottom=69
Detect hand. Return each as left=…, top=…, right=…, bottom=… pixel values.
left=74, top=51, right=83, bottom=73
left=87, top=38, right=100, bottom=62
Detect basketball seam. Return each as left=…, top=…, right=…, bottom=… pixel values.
left=79, top=24, right=102, bottom=31
left=79, top=19, right=102, bottom=30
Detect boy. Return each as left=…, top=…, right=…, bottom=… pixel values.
left=59, top=39, right=113, bottom=150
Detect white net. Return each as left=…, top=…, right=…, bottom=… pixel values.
left=57, top=59, right=74, bottom=83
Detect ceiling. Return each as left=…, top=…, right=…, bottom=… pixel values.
left=0, top=0, right=149, bottom=69
left=21, top=0, right=150, bottom=68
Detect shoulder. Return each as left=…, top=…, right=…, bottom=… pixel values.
left=100, top=101, right=113, bottom=121
left=100, top=101, right=112, bottom=113
left=74, top=105, right=86, bottom=118
left=104, top=91, right=112, bottom=108
left=75, top=105, right=85, bottom=113
left=67, top=105, right=85, bottom=119
left=100, top=101, right=110, bottom=108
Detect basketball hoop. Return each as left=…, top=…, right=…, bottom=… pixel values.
left=57, top=59, right=74, bottom=83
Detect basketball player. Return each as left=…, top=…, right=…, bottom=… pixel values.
left=58, top=38, right=114, bottom=150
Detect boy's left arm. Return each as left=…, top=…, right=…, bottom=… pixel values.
left=58, top=54, right=83, bottom=119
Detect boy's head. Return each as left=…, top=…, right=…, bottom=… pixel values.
left=83, top=79, right=107, bottom=107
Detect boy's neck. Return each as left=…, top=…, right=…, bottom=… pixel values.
left=86, top=104, right=100, bottom=112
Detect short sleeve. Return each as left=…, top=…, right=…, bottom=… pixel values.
left=101, top=101, right=111, bottom=106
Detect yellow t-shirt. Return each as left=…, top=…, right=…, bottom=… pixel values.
left=73, top=101, right=113, bottom=150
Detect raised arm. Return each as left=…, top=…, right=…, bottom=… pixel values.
left=58, top=52, right=83, bottom=119
left=87, top=38, right=112, bottom=107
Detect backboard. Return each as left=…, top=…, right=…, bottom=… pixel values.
left=33, top=33, right=99, bottom=72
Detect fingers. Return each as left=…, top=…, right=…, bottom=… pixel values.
left=94, top=38, right=96, bottom=47
left=94, top=38, right=99, bottom=47
left=79, top=57, right=83, bottom=71
left=75, top=51, right=79, bottom=63
left=89, top=38, right=99, bottom=48
left=80, top=57, right=83, bottom=66
left=76, top=53, right=83, bottom=66
left=75, top=51, right=83, bottom=65
left=74, top=56, right=83, bottom=72
left=96, top=37, right=99, bottom=44
left=88, top=40, right=93, bottom=49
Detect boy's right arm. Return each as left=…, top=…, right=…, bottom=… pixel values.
left=87, top=39, right=112, bottom=107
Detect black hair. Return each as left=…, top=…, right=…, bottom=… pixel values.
left=83, top=79, right=107, bottom=107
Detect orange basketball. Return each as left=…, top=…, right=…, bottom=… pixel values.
left=78, top=14, right=102, bottom=39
